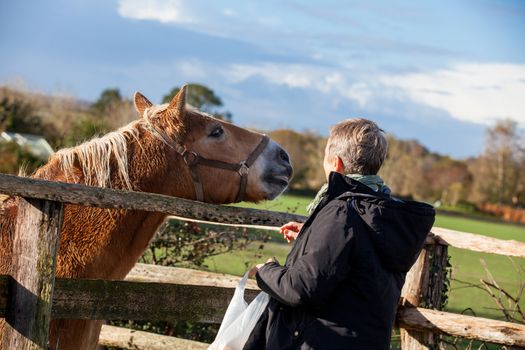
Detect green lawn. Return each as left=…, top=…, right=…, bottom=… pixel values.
left=233, top=193, right=311, bottom=216
left=206, top=193, right=309, bottom=275
left=207, top=194, right=525, bottom=323
left=433, top=215, right=525, bottom=320
left=205, top=241, right=292, bottom=276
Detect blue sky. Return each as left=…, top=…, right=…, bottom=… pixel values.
left=1, top=0, right=524, bottom=158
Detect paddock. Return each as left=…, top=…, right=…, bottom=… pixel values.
left=0, top=173, right=524, bottom=349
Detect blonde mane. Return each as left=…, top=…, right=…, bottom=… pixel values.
left=52, top=103, right=201, bottom=190
left=55, top=121, right=142, bottom=189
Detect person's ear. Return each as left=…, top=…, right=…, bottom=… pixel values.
left=334, top=156, right=345, bottom=173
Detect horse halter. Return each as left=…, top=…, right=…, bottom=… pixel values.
left=147, top=121, right=270, bottom=202
left=174, top=135, right=270, bottom=202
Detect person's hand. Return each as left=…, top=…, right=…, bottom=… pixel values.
left=248, top=258, right=276, bottom=278
left=279, top=221, right=304, bottom=243
left=248, top=263, right=264, bottom=278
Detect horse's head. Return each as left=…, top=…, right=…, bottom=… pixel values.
left=134, top=85, right=293, bottom=203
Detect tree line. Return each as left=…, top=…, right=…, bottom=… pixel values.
left=271, top=120, right=524, bottom=209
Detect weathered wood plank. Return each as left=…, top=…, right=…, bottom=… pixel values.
left=2, top=199, right=63, bottom=350
left=126, top=263, right=259, bottom=290
left=0, top=173, right=305, bottom=227
left=400, top=250, right=429, bottom=307
left=52, top=278, right=257, bottom=323
left=399, top=249, right=431, bottom=349
left=98, top=325, right=208, bottom=350
left=425, top=245, right=448, bottom=311
left=0, top=276, right=257, bottom=323
left=168, top=215, right=282, bottom=232
left=397, top=306, right=525, bottom=347
left=399, top=244, right=448, bottom=349
left=429, top=227, right=525, bottom=258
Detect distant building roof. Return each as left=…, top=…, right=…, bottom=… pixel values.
left=0, top=131, right=54, bottom=160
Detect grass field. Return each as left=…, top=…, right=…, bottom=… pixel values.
left=434, top=215, right=525, bottom=320
left=205, top=193, right=525, bottom=323
left=233, top=192, right=311, bottom=215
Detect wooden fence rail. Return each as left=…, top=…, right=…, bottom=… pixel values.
left=1, top=173, right=524, bottom=349
left=2, top=173, right=525, bottom=256
left=99, top=325, right=208, bottom=350
left=0, top=263, right=253, bottom=324
left=398, top=307, right=525, bottom=347
left=0, top=173, right=304, bottom=227
left=0, top=275, right=256, bottom=323
left=126, top=263, right=259, bottom=290
left=429, top=227, right=525, bottom=258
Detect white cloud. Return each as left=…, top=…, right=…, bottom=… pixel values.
left=225, top=63, right=388, bottom=112
left=117, top=0, right=195, bottom=24
left=381, top=63, right=525, bottom=125
left=228, top=62, right=525, bottom=127
left=344, top=82, right=373, bottom=107
left=228, top=63, right=317, bottom=88
left=227, top=63, right=371, bottom=107
left=222, top=8, right=237, bottom=17
left=175, top=60, right=209, bottom=80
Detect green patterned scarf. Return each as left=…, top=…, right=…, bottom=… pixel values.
left=306, top=174, right=390, bottom=215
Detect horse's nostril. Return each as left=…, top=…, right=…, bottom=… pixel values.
left=279, top=149, right=290, bottom=163
left=286, top=164, right=293, bottom=178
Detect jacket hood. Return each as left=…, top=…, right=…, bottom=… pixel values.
left=325, top=172, right=436, bottom=273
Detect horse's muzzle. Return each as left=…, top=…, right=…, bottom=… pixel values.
left=262, top=143, right=293, bottom=199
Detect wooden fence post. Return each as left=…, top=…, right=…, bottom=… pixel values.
left=399, top=243, right=449, bottom=350
left=2, top=198, right=63, bottom=350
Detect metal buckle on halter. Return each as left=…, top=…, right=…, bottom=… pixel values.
left=183, top=151, right=199, bottom=166
left=238, top=161, right=249, bottom=176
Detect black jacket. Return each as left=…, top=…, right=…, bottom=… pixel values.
left=243, top=172, right=435, bottom=350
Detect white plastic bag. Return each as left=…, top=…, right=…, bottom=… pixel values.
left=208, top=272, right=269, bottom=350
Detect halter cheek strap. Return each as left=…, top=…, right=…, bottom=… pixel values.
left=145, top=123, right=269, bottom=202
left=179, top=135, right=270, bottom=202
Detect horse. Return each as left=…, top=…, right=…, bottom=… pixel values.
left=0, top=85, right=293, bottom=349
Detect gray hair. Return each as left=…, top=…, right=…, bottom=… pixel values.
left=327, top=118, right=387, bottom=175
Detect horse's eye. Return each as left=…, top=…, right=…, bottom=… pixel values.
left=209, top=127, right=224, bottom=138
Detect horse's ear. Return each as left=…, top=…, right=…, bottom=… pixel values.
left=167, top=84, right=187, bottom=118
left=134, top=91, right=153, bottom=117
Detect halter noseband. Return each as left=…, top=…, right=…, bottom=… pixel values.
left=148, top=122, right=269, bottom=202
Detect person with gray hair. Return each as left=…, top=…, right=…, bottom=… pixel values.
left=245, top=118, right=435, bottom=349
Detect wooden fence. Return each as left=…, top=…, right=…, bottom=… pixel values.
left=0, top=173, right=524, bottom=349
